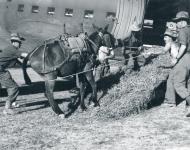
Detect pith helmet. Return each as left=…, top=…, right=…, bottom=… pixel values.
left=172, top=11, right=190, bottom=22
left=10, top=33, right=25, bottom=43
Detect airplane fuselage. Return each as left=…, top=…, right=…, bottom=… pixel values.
left=1, top=0, right=147, bottom=40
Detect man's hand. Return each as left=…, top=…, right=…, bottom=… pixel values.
left=17, top=58, right=24, bottom=63
left=138, top=46, right=143, bottom=51
left=21, top=52, right=28, bottom=58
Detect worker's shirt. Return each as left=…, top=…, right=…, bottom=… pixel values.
left=0, top=45, right=22, bottom=71
left=98, top=46, right=114, bottom=63
left=178, top=25, right=190, bottom=53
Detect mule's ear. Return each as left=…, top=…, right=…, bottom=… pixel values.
left=104, top=24, right=109, bottom=32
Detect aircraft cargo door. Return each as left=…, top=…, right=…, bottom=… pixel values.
left=111, top=0, right=148, bottom=40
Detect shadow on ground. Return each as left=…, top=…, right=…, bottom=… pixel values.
left=0, top=80, right=76, bottom=97
left=147, top=80, right=184, bottom=109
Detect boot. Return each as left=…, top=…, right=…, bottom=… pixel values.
left=185, top=96, right=190, bottom=117
left=186, top=106, right=190, bottom=117
left=3, top=108, right=16, bottom=115
left=3, top=101, right=16, bottom=115
left=162, top=99, right=176, bottom=107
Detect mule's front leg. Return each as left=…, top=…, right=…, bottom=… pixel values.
left=86, top=70, right=99, bottom=107
left=78, top=76, right=87, bottom=111
left=45, top=80, right=63, bottom=115
left=22, top=59, right=32, bottom=85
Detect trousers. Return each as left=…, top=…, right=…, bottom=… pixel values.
left=0, top=70, right=19, bottom=106
left=165, top=53, right=190, bottom=103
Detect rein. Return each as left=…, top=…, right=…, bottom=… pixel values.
left=86, top=38, right=99, bottom=52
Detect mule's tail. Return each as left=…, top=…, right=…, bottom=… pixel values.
left=22, top=57, right=32, bottom=85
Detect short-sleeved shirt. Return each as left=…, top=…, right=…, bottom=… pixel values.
left=98, top=46, right=114, bottom=63
left=0, top=45, right=22, bottom=70
left=177, top=25, right=190, bottom=53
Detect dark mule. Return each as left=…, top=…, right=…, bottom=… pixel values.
left=90, top=24, right=116, bottom=50
left=23, top=34, right=99, bottom=116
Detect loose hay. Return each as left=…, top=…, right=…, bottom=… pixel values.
left=93, top=46, right=172, bottom=120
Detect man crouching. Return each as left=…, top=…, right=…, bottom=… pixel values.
left=0, top=33, right=27, bottom=115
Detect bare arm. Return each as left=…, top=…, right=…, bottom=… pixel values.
left=176, top=44, right=186, bottom=60
left=162, top=43, right=171, bottom=54
left=155, top=43, right=171, bottom=55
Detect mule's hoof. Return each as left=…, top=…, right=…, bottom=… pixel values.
left=94, top=103, right=100, bottom=107
left=88, top=101, right=92, bottom=106
left=81, top=106, right=87, bottom=111
left=3, top=108, right=17, bottom=115
left=58, top=113, right=65, bottom=118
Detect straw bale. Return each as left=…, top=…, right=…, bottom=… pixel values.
left=94, top=46, right=172, bottom=120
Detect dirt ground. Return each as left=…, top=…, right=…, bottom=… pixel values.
left=0, top=68, right=190, bottom=150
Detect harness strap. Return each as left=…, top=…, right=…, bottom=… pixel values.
left=42, top=41, right=47, bottom=72
left=74, top=38, right=82, bottom=55
left=76, top=73, right=80, bottom=88
left=80, top=37, right=88, bottom=51
left=87, top=38, right=98, bottom=49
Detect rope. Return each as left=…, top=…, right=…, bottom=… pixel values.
left=74, top=38, right=82, bottom=55
left=56, top=53, right=147, bottom=80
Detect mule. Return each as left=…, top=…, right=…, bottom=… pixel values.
left=22, top=34, right=99, bottom=116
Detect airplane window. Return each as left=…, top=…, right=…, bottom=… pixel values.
left=65, top=8, right=73, bottom=17
left=31, top=5, right=39, bottom=13
left=106, top=12, right=116, bottom=21
left=84, top=10, right=94, bottom=19
left=18, top=4, right=24, bottom=12
left=144, top=19, right=154, bottom=29
left=47, top=7, right=55, bottom=15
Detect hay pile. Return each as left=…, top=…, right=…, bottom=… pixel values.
left=94, top=46, right=172, bottom=120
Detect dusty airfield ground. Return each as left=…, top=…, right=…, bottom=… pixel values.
left=0, top=68, right=190, bottom=150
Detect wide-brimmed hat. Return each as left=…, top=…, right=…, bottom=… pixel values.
left=172, top=11, right=190, bottom=22
left=10, top=33, right=25, bottom=43
left=130, top=21, right=141, bottom=31
left=164, top=29, right=177, bottom=38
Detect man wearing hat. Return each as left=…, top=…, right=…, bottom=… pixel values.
left=160, top=29, right=180, bottom=107
left=0, top=33, right=27, bottom=115
left=163, top=11, right=190, bottom=117
left=91, top=27, right=114, bottom=80
left=122, top=21, right=145, bottom=73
